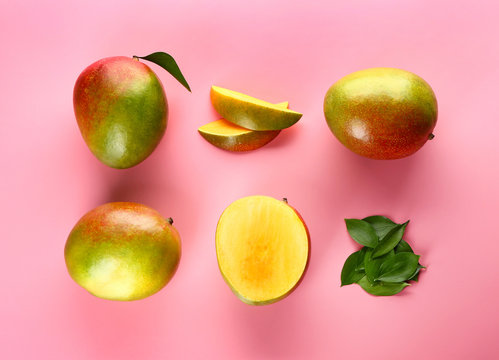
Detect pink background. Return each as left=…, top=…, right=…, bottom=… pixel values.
left=1, top=1, right=499, bottom=359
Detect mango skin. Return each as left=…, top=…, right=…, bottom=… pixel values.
left=198, top=120, right=280, bottom=152
left=324, top=68, right=438, bottom=159
left=210, top=86, right=302, bottom=130
left=74, top=56, right=167, bottom=169
left=64, top=202, right=181, bottom=301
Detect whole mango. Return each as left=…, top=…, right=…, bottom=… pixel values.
left=64, top=202, right=181, bottom=301
left=74, top=56, right=167, bottom=168
left=324, top=68, right=437, bottom=159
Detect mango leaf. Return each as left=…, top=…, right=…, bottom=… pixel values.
left=340, top=250, right=366, bottom=286
left=408, top=264, right=425, bottom=282
left=394, top=239, right=414, bottom=253
left=394, top=239, right=425, bottom=281
left=345, top=219, right=378, bottom=248
left=357, top=276, right=409, bottom=296
left=365, top=250, right=394, bottom=284
left=362, top=215, right=398, bottom=239
left=375, top=253, right=420, bottom=282
left=372, top=221, right=409, bottom=258
left=135, top=52, right=191, bottom=92
left=363, top=247, right=373, bottom=271
left=354, top=247, right=369, bottom=271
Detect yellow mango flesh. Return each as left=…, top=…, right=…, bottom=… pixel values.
left=200, top=119, right=262, bottom=136
left=198, top=102, right=288, bottom=151
left=210, top=86, right=302, bottom=130
left=216, top=196, right=309, bottom=305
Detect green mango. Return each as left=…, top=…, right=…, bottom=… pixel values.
left=73, top=56, right=167, bottom=168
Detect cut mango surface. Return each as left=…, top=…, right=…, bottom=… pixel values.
left=198, top=102, right=288, bottom=151
left=200, top=119, right=255, bottom=136
left=210, top=86, right=302, bottom=130
left=216, top=196, right=309, bottom=305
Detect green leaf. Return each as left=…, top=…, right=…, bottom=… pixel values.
left=372, top=221, right=409, bottom=258
left=357, top=276, right=409, bottom=296
left=365, top=250, right=394, bottom=284
left=354, top=247, right=369, bottom=271
left=363, top=247, right=373, bottom=271
left=340, top=250, right=366, bottom=286
left=408, top=264, right=425, bottom=282
left=345, top=219, right=378, bottom=248
left=394, top=239, right=414, bottom=253
left=135, top=52, right=191, bottom=92
left=375, top=253, right=420, bottom=282
left=365, top=257, right=383, bottom=284
left=362, top=215, right=398, bottom=239
left=394, top=239, right=425, bottom=281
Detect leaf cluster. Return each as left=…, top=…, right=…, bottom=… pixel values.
left=341, top=216, right=425, bottom=296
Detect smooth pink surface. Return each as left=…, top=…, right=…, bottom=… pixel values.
left=1, top=1, right=498, bottom=359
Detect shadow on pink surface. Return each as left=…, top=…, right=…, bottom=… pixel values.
left=229, top=297, right=317, bottom=359
left=265, top=122, right=302, bottom=150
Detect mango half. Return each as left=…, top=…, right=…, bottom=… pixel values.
left=210, top=86, right=302, bottom=130
left=198, top=102, right=288, bottom=151
left=216, top=196, right=310, bottom=305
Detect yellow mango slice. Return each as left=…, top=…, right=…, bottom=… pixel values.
left=198, top=102, right=288, bottom=151
left=216, top=196, right=310, bottom=305
left=210, top=86, right=302, bottom=130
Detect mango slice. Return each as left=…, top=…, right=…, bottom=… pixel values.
left=216, top=196, right=310, bottom=305
left=198, top=102, right=288, bottom=151
left=210, top=86, right=302, bottom=130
